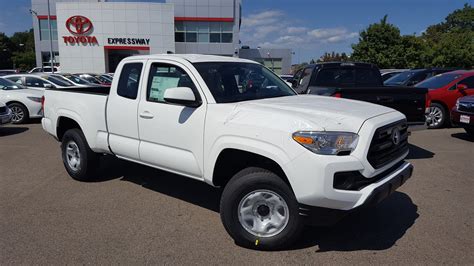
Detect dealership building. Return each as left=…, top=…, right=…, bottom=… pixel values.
left=31, top=0, right=291, bottom=74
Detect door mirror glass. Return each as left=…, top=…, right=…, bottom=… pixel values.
left=163, top=87, right=199, bottom=107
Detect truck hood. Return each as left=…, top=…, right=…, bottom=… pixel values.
left=228, top=95, right=397, bottom=133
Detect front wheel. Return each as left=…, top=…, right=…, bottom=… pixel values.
left=426, top=103, right=446, bottom=129
left=8, top=103, right=29, bottom=124
left=61, top=128, right=100, bottom=181
left=220, top=167, right=303, bottom=250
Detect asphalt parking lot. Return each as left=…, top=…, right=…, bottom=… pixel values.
left=1, top=123, right=473, bottom=264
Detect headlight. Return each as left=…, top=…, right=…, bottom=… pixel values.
left=292, top=131, right=359, bottom=155
left=27, top=96, right=42, bottom=103
left=456, top=98, right=460, bottom=110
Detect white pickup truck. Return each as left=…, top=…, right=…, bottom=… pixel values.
left=42, top=54, right=413, bottom=250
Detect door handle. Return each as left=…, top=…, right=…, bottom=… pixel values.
left=139, top=111, right=154, bottom=119
left=377, top=96, right=394, bottom=103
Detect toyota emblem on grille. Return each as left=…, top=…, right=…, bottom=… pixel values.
left=391, top=128, right=401, bottom=145
left=66, top=16, right=93, bottom=35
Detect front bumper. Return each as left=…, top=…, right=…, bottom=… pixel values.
left=451, top=108, right=474, bottom=127
left=299, top=161, right=413, bottom=226
left=0, top=109, right=13, bottom=124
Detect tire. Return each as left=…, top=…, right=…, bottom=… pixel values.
left=8, top=103, right=29, bottom=124
left=465, top=127, right=474, bottom=137
left=426, top=103, right=447, bottom=129
left=61, top=128, right=100, bottom=181
left=220, top=167, right=303, bottom=250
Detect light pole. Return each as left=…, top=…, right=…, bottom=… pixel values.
left=46, top=0, right=55, bottom=73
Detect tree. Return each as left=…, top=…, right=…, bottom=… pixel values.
left=10, top=29, right=36, bottom=71
left=351, top=15, right=408, bottom=68
left=423, top=4, right=474, bottom=68
left=316, top=51, right=350, bottom=63
left=0, top=33, right=13, bottom=69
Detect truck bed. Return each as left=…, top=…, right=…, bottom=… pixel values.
left=43, top=87, right=110, bottom=153
left=308, top=85, right=428, bottom=126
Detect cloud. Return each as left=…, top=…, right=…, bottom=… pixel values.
left=240, top=10, right=359, bottom=49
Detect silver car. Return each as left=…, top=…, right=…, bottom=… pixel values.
left=3, top=74, right=74, bottom=91
left=0, top=100, right=13, bottom=125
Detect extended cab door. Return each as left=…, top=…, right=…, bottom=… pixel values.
left=137, top=61, right=206, bottom=180
left=106, top=61, right=144, bottom=160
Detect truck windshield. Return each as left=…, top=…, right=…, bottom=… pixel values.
left=194, top=62, right=296, bottom=103
left=311, top=68, right=382, bottom=87
left=415, top=73, right=462, bottom=89
left=44, top=76, right=74, bottom=87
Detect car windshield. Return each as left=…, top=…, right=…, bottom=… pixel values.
left=384, top=70, right=422, bottom=85
left=81, top=75, right=102, bottom=84
left=0, top=77, right=26, bottom=90
left=44, top=76, right=73, bottom=87
left=194, top=62, right=296, bottom=103
left=64, top=75, right=90, bottom=85
left=415, top=73, right=463, bottom=89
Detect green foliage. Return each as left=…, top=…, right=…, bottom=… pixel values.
left=0, top=29, right=36, bottom=71
left=350, top=4, right=473, bottom=69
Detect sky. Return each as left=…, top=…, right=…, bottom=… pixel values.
left=0, top=0, right=469, bottom=63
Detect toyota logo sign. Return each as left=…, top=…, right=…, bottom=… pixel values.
left=66, top=16, right=93, bottom=35
left=391, top=128, right=401, bottom=145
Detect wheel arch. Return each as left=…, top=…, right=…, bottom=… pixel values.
left=56, top=115, right=84, bottom=141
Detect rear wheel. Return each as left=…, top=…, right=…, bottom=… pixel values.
left=61, top=128, right=100, bottom=181
left=426, top=103, right=446, bottom=129
left=220, top=167, right=303, bottom=250
left=8, top=103, right=29, bottom=124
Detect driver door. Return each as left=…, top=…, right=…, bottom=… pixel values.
left=138, top=61, right=207, bottom=180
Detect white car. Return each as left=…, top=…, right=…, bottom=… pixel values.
left=42, top=54, right=413, bottom=249
left=0, top=100, right=13, bottom=125
left=3, top=74, right=74, bottom=91
left=51, top=74, right=95, bottom=87
left=29, top=66, right=60, bottom=73
left=0, top=78, right=43, bottom=124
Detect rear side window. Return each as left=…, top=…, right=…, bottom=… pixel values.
left=355, top=69, right=382, bottom=86
left=117, top=63, right=143, bottom=99
left=146, top=63, right=197, bottom=103
left=25, top=77, right=46, bottom=87
left=313, top=68, right=355, bottom=87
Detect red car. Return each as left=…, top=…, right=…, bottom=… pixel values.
left=415, top=70, right=474, bottom=129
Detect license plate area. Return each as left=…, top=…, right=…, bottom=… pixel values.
left=460, top=115, right=470, bottom=124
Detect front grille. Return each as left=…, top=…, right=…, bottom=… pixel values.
left=367, top=119, right=409, bottom=169
left=0, top=106, right=6, bottom=114
left=458, top=102, right=474, bottom=113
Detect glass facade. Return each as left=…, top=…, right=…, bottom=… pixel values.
left=39, top=19, right=58, bottom=41
left=175, top=21, right=233, bottom=43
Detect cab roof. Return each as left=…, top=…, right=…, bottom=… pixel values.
left=123, top=54, right=258, bottom=64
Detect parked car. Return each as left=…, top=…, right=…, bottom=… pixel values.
left=384, top=68, right=454, bottom=87
left=29, top=66, right=60, bottom=73
left=75, top=73, right=111, bottom=86
left=42, top=54, right=413, bottom=250
left=0, top=100, right=13, bottom=125
left=3, top=74, right=74, bottom=91
left=0, top=69, right=19, bottom=76
left=415, top=70, right=474, bottom=129
left=293, top=62, right=428, bottom=127
left=51, top=73, right=95, bottom=87
left=380, top=69, right=408, bottom=82
left=451, top=96, right=474, bottom=136
left=0, top=77, right=43, bottom=124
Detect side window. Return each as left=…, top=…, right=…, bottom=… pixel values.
left=459, top=76, right=474, bottom=89
left=147, top=63, right=197, bottom=103
left=408, top=73, right=429, bottom=86
left=117, top=63, right=143, bottom=99
left=25, top=77, right=46, bottom=87
left=6, top=77, right=23, bottom=84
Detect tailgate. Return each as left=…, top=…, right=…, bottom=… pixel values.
left=338, top=86, right=427, bottom=125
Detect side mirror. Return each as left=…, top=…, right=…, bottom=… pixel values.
left=164, top=87, right=200, bottom=107
left=457, top=83, right=468, bottom=91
